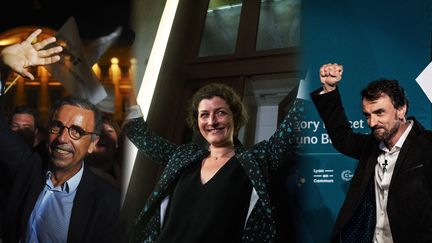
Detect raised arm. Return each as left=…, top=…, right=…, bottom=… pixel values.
left=311, top=63, right=371, bottom=159
left=0, top=29, right=62, bottom=178
left=0, top=29, right=62, bottom=80
left=262, top=98, right=304, bottom=173
left=243, top=95, right=303, bottom=176
left=123, top=105, right=178, bottom=165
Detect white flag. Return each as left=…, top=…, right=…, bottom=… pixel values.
left=416, top=61, right=432, bottom=103
left=46, top=17, right=107, bottom=104
left=297, top=67, right=311, bottom=100
left=96, top=87, right=115, bottom=113
left=84, top=26, right=123, bottom=66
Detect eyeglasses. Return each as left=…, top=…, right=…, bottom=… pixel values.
left=48, top=121, right=98, bottom=140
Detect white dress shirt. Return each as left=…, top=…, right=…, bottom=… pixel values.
left=373, top=120, right=413, bottom=243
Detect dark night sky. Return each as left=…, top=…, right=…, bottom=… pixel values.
left=1, top=0, right=133, bottom=41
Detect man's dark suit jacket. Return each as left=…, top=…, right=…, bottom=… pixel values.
left=0, top=111, right=120, bottom=243
left=311, top=88, right=432, bottom=243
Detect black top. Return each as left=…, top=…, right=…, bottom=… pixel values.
left=156, top=156, right=252, bottom=243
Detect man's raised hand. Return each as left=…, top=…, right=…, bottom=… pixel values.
left=319, top=63, right=343, bottom=93
left=0, top=29, right=63, bottom=80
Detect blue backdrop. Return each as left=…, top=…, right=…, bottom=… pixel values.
left=296, top=1, right=432, bottom=242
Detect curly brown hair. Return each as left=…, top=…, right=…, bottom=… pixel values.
left=186, top=83, right=248, bottom=133
left=361, top=79, right=409, bottom=113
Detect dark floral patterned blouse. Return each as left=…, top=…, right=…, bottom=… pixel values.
left=125, top=99, right=304, bottom=243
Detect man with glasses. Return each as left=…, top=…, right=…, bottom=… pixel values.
left=0, top=30, right=120, bottom=242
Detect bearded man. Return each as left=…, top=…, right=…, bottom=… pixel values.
left=311, top=63, right=432, bottom=243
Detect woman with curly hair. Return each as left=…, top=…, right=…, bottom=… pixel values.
left=125, top=83, right=302, bottom=242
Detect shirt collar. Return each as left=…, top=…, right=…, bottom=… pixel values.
left=45, top=164, right=84, bottom=194
left=379, top=120, right=413, bottom=152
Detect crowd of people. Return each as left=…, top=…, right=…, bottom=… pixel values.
left=1, top=28, right=432, bottom=243
left=0, top=29, right=120, bottom=242
left=0, top=28, right=304, bottom=243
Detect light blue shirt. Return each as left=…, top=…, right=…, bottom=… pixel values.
left=25, top=164, right=84, bottom=243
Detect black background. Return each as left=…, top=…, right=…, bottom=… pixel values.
left=1, top=0, right=134, bottom=41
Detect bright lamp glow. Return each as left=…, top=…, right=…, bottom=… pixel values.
left=122, top=0, right=180, bottom=204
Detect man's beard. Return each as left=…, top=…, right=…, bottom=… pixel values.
left=372, top=123, right=399, bottom=142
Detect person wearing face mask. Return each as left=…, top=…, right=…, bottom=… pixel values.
left=124, top=83, right=303, bottom=243
left=311, top=63, right=432, bottom=243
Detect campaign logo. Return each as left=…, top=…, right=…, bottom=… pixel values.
left=341, top=170, right=353, bottom=181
